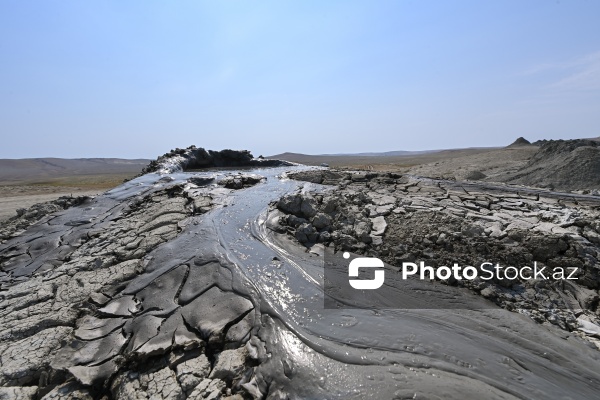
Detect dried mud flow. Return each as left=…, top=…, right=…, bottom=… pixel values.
left=1, top=149, right=600, bottom=399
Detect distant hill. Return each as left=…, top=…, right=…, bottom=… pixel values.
left=266, top=150, right=439, bottom=166
left=267, top=148, right=498, bottom=167
left=321, top=150, right=436, bottom=157
left=266, top=152, right=335, bottom=165
left=269, top=149, right=435, bottom=162
left=507, top=137, right=532, bottom=147
left=0, top=158, right=150, bottom=183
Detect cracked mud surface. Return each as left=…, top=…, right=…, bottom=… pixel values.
left=277, top=170, right=600, bottom=332
left=2, top=161, right=600, bottom=399
left=0, top=196, right=92, bottom=242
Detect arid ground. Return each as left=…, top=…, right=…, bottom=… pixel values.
left=0, top=159, right=149, bottom=221
left=1, top=142, right=599, bottom=399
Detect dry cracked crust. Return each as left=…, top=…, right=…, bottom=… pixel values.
left=274, top=170, right=600, bottom=342
left=0, top=174, right=270, bottom=399
left=4, top=166, right=600, bottom=399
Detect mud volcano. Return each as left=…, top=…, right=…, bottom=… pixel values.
left=1, top=148, right=600, bottom=399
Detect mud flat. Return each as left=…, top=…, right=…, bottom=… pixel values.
left=1, top=148, right=600, bottom=399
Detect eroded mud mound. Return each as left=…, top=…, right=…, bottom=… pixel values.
left=500, top=139, right=600, bottom=191
left=140, top=146, right=292, bottom=175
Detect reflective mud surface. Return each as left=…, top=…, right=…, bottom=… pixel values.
left=1, top=166, right=600, bottom=399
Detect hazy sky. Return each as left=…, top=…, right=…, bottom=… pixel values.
left=1, top=1, right=599, bottom=158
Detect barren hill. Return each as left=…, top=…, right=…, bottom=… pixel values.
left=499, top=139, right=600, bottom=190
left=0, top=158, right=149, bottom=184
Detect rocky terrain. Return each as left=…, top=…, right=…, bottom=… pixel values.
left=273, top=169, right=600, bottom=337
left=2, top=147, right=600, bottom=399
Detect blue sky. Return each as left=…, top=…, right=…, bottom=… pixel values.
left=1, top=0, right=599, bottom=158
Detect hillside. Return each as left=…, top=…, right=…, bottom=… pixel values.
left=0, top=158, right=149, bottom=184
left=499, top=139, right=600, bottom=190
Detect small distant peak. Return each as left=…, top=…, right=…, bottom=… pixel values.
left=508, top=137, right=531, bottom=147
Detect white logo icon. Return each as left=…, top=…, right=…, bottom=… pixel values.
left=345, top=252, right=385, bottom=290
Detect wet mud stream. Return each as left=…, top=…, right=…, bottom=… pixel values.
left=1, top=166, right=600, bottom=399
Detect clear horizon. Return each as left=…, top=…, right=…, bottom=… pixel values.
left=1, top=1, right=599, bottom=159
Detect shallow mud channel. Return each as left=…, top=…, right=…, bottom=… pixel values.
left=1, top=166, right=600, bottom=399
